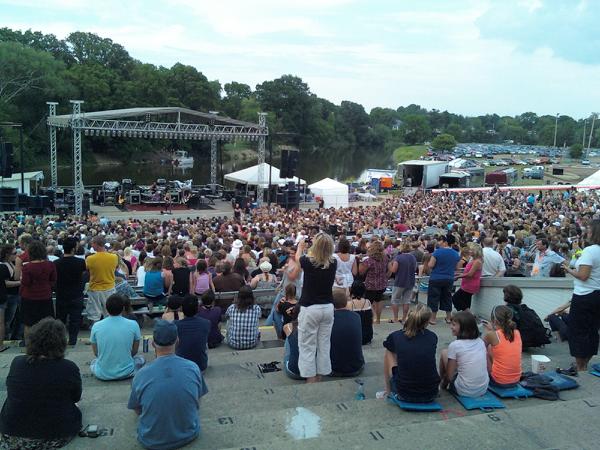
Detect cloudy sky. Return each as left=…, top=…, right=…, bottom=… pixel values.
left=2, top=0, right=599, bottom=118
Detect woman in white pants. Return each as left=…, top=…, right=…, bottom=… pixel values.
left=290, top=233, right=337, bottom=383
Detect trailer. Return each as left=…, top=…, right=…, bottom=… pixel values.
left=439, top=172, right=471, bottom=189
left=485, top=168, right=518, bottom=186
left=397, top=160, right=449, bottom=189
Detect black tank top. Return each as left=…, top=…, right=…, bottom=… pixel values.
left=171, top=267, right=190, bottom=296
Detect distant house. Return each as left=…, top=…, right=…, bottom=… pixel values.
left=392, top=119, right=403, bottom=131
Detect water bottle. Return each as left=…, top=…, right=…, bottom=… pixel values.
left=355, top=379, right=365, bottom=400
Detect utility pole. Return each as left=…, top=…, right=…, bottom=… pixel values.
left=553, top=113, right=559, bottom=148
left=588, top=113, right=597, bottom=159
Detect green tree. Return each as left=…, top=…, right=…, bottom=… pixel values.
left=570, top=143, right=584, bottom=159
left=431, top=133, right=457, bottom=151
left=401, top=114, right=431, bottom=144
left=222, top=81, right=252, bottom=118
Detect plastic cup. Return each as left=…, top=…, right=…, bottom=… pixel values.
left=531, top=354, right=551, bottom=374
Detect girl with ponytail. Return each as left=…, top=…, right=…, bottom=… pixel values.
left=482, top=305, right=523, bottom=387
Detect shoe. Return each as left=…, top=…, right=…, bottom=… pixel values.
left=556, top=364, right=578, bottom=377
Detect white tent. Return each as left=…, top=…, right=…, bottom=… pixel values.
left=308, top=177, right=348, bottom=208
left=224, top=163, right=305, bottom=187
left=577, top=169, right=600, bottom=190
left=0, top=171, right=44, bottom=195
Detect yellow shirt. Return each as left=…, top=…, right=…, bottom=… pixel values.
left=86, top=252, right=118, bottom=291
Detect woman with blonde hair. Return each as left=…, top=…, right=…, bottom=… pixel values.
left=359, top=239, right=389, bottom=324
left=290, top=232, right=337, bottom=383
left=452, top=243, right=483, bottom=312
left=382, top=304, right=440, bottom=402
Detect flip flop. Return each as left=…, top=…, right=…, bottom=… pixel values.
left=444, top=318, right=452, bottom=324
left=0, top=346, right=9, bottom=352
left=428, top=321, right=437, bottom=326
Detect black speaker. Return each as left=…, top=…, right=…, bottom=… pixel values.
left=552, top=168, right=563, bottom=175
left=1, top=142, right=13, bottom=178
left=280, top=150, right=290, bottom=178
left=0, top=187, right=18, bottom=211
left=287, top=151, right=299, bottom=178
left=286, top=189, right=299, bottom=209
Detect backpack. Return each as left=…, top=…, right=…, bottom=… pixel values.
left=508, top=304, right=551, bottom=348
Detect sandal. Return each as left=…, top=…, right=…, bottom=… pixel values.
left=444, top=318, right=452, bottom=324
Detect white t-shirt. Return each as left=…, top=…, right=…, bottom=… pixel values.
left=448, top=338, right=489, bottom=397
left=573, top=244, right=600, bottom=295
left=482, top=247, right=506, bottom=277
left=136, top=266, right=146, bottom=287
left=333, top=253, right=355, bottom=289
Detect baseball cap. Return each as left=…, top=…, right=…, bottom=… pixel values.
left=153, top=319, right=178, bottom=346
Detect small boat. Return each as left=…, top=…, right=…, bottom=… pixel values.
left=172, top=150, right=194, bottom=166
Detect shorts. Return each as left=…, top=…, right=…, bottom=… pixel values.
left=86, top=288, right=115, bottom=322
left=365, top=289, right=386, bottom=303
left=21, top=298, right=54, bottom=327
left=568, top=290, right=600, bottom=358
left=427, top=279, right=453, bottom=313
left=391, top=287, right=413, bottom=305
left=452, top=288, right=473, bottom=311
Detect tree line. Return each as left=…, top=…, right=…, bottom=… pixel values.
left=0, top=27, right=598, bottom=169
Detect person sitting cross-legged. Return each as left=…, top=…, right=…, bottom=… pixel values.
left=329, top=290, right=364, bottom=377
left=382, top=304, right=440, bottom=402
left=90, top=293, right=145, bottom=380
left=175, top=295, right=211, bottom=371
left=128, top=320, right=208, bottom=450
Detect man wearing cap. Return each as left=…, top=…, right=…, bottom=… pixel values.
left=128, top=320, right=208, bottom=450
left=85, top=235, right=118, bottom=323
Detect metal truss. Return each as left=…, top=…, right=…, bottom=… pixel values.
left=256, top=113, right=267, bottom=205
left=210, top=138, right=217, bottom=190
left=47, top=102, right=58, bottom=188
left=50, top=119, right=267, bottom=141
left=70, top=100, right=84, bottom=216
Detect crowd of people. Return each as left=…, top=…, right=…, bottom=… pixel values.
left=0, top=186, right=598, bottom=449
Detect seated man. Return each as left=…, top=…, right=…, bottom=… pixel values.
left=330, top=290, right=364, bottom=377
left=90, top=293, right=144, bottom=380
left=128, top=320, right=208, bottom=450
left=175, top=295, right=211, bottom=371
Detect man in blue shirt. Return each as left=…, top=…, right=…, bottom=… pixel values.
left=427, top=234, right=460, bottom=325
left=175, top=295, right=210, bottom=371
left=90, top=294, right=144, bottom=380
left=128, top=320, right=208, bottom=450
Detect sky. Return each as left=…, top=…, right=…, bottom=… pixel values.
left=1, top=0, right=599, bottom=118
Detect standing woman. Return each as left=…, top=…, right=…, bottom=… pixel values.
left=290, top=233, right=337, bottom=383
left=19, top=240, right=57, bottom=341
left=333, top=238, right=356, bottom=294
left=359, top=240, right=389, bottom=324
left=562, top=219, right=600, bottom=372
left=1, top=245, right=20, bottom=349
left=452, top=243, right=483, bottom=313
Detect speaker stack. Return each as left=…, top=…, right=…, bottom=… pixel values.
left=0, top=142, right=13, bottom=178
left=280, top=150, right=299, bottom=179
left=276, top=181, right=299, bottom=210
left=0, top=188, right=18, bottom=211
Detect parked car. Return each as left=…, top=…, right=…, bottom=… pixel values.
left=581, top=159, right=591, bottom=165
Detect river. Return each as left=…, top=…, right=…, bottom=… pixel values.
left=37, top=151, right=394, bottom=187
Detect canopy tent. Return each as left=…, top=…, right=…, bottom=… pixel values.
left=577, top=169, right=600, bottom=191
left=308, top=177, right=348, bottom=208
left=224, top=163, right=305, bottom=187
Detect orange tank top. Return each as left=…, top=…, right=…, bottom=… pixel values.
left=491, top=329, right=522, bottom=384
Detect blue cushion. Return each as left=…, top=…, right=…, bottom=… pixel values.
left=592, top=363, right=600, bottom=372
left=546, top=371, right=579, bottom=390
left=488, top=384, right=534, bottom=399
left=387, top=394, right=443, bottom=411
left=589, top=370, right=600, bottom=378
left=453, top=391, right=506, bottom=410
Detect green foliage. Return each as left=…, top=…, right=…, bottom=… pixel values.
left=570, top=143, right=584, bottom=159
left=431, top=133, right=457, bottom=151
left=0, top=26, right=594, bottom=172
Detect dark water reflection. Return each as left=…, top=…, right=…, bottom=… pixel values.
left=39, top=151, right=394, bottom=187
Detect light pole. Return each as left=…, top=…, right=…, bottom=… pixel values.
left=553, top=113, right=559, bottom=148
left=587, top=113, right=597, bottom=158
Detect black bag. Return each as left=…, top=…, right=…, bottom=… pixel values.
left=508, top=304, right=551, bottom=348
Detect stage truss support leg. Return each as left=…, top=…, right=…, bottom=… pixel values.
left=257, top=112, right=267, bottom=206
left=47, top=102, right=58, bottom=188
left=210, top=137, right=217, bottom=192
left=70, top=100, right=84, bottom=216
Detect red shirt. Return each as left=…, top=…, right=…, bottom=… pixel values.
left=20, top=261, right=56, bottom=300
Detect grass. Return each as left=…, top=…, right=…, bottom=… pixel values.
left=393, top=145, right=427, bottom=164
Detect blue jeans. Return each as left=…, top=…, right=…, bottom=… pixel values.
left=283, top=339, right=303, bottom=380
left=265, top=291, right=284, bottom=338
left=3, top=295, right=19, bottom=330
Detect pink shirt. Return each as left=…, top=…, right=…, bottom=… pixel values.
left=461, top=259, right=482, bottom=294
